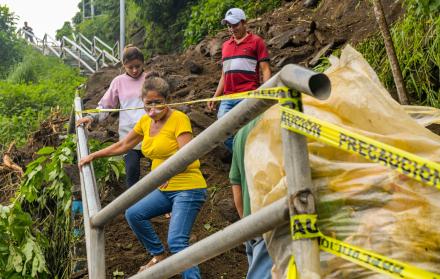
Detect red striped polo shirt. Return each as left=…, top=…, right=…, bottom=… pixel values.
left=222, top=32, right=270, bottom=95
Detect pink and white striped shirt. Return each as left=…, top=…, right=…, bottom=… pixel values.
left=91, top=72, right=146, bottom=149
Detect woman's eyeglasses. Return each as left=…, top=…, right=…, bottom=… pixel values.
left=144, top=99, right=165, bottom=110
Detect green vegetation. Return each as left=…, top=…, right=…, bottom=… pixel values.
left=89, top=139, right=126, bottom=185
left=0, top=5, right=24, bottom=78
left=356, top=0, right=440, bottom=107
left=62, top=0, right=283, bottom=55
left=184, top=0, right=282, bottom=47
left=0, top=136, right=125, bottom=278
left=55, top=21, right=74, bottom=41
left=0, top=49, right=85, bottom=150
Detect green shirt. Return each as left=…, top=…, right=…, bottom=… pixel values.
left=229, top=117, right=260, bottom=217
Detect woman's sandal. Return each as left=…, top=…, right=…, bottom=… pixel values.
left=138, top=253, right=167, bottom=273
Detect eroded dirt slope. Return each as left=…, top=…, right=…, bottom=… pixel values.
left=1, top=0, right=404, bottom=278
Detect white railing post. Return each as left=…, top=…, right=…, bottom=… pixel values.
left=75, top=94, right=106, bottom=279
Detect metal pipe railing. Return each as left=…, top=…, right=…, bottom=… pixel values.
left=94, top=36, right=114, bottom=53
left=19, top=29, right=118, bottom=73
left=112, top=41, right=120, bottom=59
left=133, top=198, right=289, bottom=279
left=90, top=64, right=330, bottom=228
left=75, top=64, right=329, bottom=278
left=281, top=91, right=321, bottom=277
left=63, top=47, right=96, bottom=73
left=75, top=95, right=106, bottom=279
left=43, top=35, right=61, bottom=57
left=63, top=36, right=97, bottom=62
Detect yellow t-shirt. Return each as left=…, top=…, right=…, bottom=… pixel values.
left=133, top=110, right=207, bottom=191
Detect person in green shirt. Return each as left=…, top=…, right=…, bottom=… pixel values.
left=229, top=117, right=273, bottom=279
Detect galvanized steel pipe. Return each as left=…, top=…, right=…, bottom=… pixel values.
left=131, top=198, right=289, bottom=279
left=90, top=64, right=330, bottom=229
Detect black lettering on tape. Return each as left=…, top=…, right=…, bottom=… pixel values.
left=369, top=256, right=381, bottom=268
left=411, top=160, right=419, bottom=179
left=400, top=157, right=412, bottom=175
left=352, top=250, right=360, bottom=260
left=368, top=144, right=378, bottom=161
left=378, top=148, right=389, bottom=166
left=388, top=153, right=401, bottom=169
left=339, top=133, right=348, bottom=148
left=358, top=140, right=368, bottom=157
left=347, top=136, right=358, bottom=152
left=320, top=237, right=329, bottom=249
left=293, top=219, right=306, bottom=236
left=419, top=164, right=431, bottom=183
left=306, top=218, right=319, bottom=234
left=432, top=168, right=440, bottom=188
left=391, top=265, right=404, bottom=277
left=382, top=260, right=392, bottom=272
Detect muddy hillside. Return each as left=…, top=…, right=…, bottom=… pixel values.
left=77, top=0, right=404, bottom=277
left=0, top=0, right=395, bottom=278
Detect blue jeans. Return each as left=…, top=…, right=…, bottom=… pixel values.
left=123, top=149, right=144, bottom=188
left=217, top=99, right=243, bottom=152
left=125, top=189, right=207, bottom=279
left=245, top=237, right=273, bottom=279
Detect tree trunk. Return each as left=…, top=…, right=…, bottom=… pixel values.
left=372, top=0, right=409, bottom=105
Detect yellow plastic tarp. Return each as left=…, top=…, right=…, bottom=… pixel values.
left=244, top=45, right=440, bottom=278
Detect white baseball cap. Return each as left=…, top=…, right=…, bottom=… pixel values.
left=221, top=8, right=246, bottom=25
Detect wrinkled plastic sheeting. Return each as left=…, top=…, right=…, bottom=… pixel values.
left=244, top=45, right=440, bottom=278
left=404, top=105, right=440, bottom=127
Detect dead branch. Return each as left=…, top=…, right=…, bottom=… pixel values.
left=2, top=142, right=23, bottom=176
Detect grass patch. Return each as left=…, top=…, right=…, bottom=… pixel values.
left=356, top=0, right=440, bottom=107
left=0, top=48, right=85, bottom=151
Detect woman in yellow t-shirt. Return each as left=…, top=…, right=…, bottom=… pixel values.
left=79, top=75, right=207, bottom=278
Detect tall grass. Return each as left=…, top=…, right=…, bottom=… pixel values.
left=356, top=0, right=440, bottom=107
left=0, top=48, right=84, bottom=151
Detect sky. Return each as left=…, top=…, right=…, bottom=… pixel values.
left=0, top=0, right=79, bottom=38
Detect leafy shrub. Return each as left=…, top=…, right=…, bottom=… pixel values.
left=184, top=0, right=282, bottom=47
left=55, top=21, right=74, bottom=41
left=0, top=48, right=84, bottom=151
left=1, top=135, right=125, bottom=278
left=89, top=139, right=126, bottom=186
left=0, top=5, right=24, bottom=78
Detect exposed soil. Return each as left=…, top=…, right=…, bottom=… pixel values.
left=0, top=0, right=407, bottom=278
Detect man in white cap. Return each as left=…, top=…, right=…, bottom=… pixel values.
left=207, top=7, right=271, bottom=152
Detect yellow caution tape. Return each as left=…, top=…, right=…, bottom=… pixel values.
left=287, top=255, right=297, bottom=279
left=77, top=86, right=440, bottom=189
left=290, top=214, right=320, bottom=240
left=280, top=106, right=440, bottom=189
left=289, top=214, right=440, bottom=279
left=75, top=86, right=292, bottom=114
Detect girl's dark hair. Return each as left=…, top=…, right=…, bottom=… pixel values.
left=122, top=44, right=144, bottom=64
left=142, top=73, right=170, bottom=99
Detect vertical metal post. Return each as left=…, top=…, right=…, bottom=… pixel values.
left=281, top=91, right=321, bottom=278
left=82, top=0, right=86, bottom=21
left=75, top=95, right=105, bottom=279
left=91, top=0, right=95, bottom=18
left=120, top=0, right=125, bottom=60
